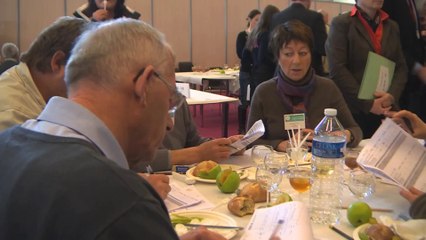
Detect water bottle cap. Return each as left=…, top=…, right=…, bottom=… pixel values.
left=324, top=108, right=337, bottom=116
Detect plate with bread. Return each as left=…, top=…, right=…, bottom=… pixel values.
left=354, top=216, right=426, bottom=240
left=186, top=160, right=249, bottom=183
left=171, top=210, right=240, bottom=239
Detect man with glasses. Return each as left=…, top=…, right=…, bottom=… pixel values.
left=133, top=70, right=243, bottom=172
left=0, top=19, right=224, bottom=240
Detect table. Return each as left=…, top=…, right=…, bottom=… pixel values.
left=176, top=70, right=239, bottom=95
left=178, top=149, right=411, bottom=239
left=186, top=89, right=238, bottom=137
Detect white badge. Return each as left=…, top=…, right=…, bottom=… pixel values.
left=284, top=113, right=306, bottom=130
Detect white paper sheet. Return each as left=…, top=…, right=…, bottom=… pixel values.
left=357, top=118, right=426, bottom=191
left=241, top=201, right=314, bottom=240
left=229, top=120, right=265, bottom=154
left=165, top=181, right=214, bottom=212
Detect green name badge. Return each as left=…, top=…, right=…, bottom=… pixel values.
left=284, top=113, right=306, bottom=130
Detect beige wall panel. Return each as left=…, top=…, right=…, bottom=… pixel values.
left=226, top=0, right=259, bottom=66
left=260, top=0, right=288, bottom=10
left=0, top=0, right=18, bottom=48
left=127, top=0, right=152, bottom=24
left=340, top=2, right=353, bottom=14
left=315, top=2, right=341, bottom=24
left=192, top=0, right=226, bottom=68
left=153, top=0, right=190, bottom=65
left=66, top=0, right=86, bottom=16
left=20, top=0, right=64, bottom=52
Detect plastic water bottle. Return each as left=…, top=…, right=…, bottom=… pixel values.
left=310, top=108, right=346, bottom=224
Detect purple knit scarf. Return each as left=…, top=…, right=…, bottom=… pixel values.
left=276, top=67, right=316, bottom=113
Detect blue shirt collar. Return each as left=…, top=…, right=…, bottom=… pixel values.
left=37, top=96, right=129, bottom=169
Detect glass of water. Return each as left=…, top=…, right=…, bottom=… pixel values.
left=251, top=145, right=273, bottom=166
left=348, top=169, right=376, bottom=199
left=256, top=152, right=288, bottom=206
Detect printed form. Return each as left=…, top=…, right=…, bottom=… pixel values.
left=358, top=118, right=426, bottom=191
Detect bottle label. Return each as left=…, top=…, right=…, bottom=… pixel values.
left=312, top=140, right=345, bottom=158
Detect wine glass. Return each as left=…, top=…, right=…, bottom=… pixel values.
left=286, top=147, right=308, bottom=168
left=256, top=152, right=288, bottom=206
left=288, top=166, right=312, bottom=203
left=347, top=169, right=376, bottom=199
left=251, top=145, right=273, bottom=166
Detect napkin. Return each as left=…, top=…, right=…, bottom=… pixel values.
left=379, top=216, right=426, bottom=240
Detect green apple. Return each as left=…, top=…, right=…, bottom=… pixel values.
left=197, top=164, right=221, bottom=179
left=347, top=201, right=373, bottom=227
left=273, top=192, right=293, bottom=206
left=216, top=169, right=240, bottom=193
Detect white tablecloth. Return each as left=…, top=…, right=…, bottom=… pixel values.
left=172, top=149, right=411, bottom=239
left=176, top=70, right=240, bottom=94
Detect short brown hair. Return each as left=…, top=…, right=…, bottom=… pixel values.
left=21, top=16, right=88, bottom=73
left=269, top=20, right=314, bottom=61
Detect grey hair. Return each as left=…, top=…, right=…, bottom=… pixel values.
left=65, top=18, right=174, bottom=88
left=20, top=16, right=88, bottom=73
left=1, top=43, right=19, bottom=60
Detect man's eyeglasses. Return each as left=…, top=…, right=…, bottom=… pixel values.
left=133, top=68, right=186, bottom=115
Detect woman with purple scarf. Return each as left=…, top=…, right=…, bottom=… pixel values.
left=247, top=20, right=362, bottom=151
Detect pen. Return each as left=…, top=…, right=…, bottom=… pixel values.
left=152, top=170, right=172, bottom=175
left=146, top=165, right=153, bottom=176
left=329, top=225, right=353, bottom=240
left=269, top=219, right=284, bottom=240
left=339, top=206, right=394, bottom=213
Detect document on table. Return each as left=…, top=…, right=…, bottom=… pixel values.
left=358, top=51, right=395, bottom=100
left=241, top=201, right=314, bottom=240
left=229, top=120, right=265, bottom=154
left=165, top=181, right=214, bottom=212
left=357, top=118, right=426, bottom=191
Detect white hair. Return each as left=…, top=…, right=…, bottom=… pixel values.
left=65, top=18, right=174, bottom=88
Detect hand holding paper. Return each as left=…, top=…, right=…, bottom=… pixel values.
left=229, top=120, right=265, bottom=154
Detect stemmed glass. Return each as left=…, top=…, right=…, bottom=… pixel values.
left=251, top=145, right=273, bottom=166
left=288, top=166, right=312, bottom=203
left=256, top=152, right=289, bottom=206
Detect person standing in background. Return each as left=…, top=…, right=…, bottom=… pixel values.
left=382, top=0, right=426, bottom=122
left=245, top=5, right=280, bottom=102
left=317, top=9, right=330, bottom=75
left=271, top=0, right=328, bottom=77
left=236, top=9, right=260, bottom=134
left=326, top=0, right=407, bottom=138
left=74, top=0, right=140, bottom=22
left=0, top=43, right=19, bottom=75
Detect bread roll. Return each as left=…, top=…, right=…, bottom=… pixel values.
left=227, top=196, right=255, bottom=217
left=192, top=160, right=217, bottom=177
left=238, top=182, right=267, bottom=203
left=365, top=224, right=398, bottom=240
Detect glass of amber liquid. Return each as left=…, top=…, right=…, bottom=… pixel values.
left=288, top=167, right=312, bottom=203
left=345, top=149, right=360, bottom=170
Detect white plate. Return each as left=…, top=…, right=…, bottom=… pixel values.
left=186, top=164, right=249, bottom=183
left=353, top=223, right=371, bottom=240
left=289, top=152, right=312, bottom=166
left=170, top=210, right=239, bottom=239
